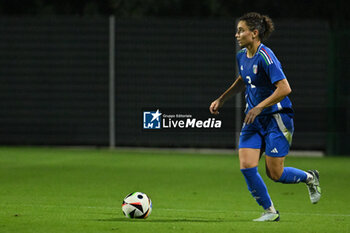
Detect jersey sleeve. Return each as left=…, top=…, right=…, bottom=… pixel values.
left=259, top=48, right=286, bottom=84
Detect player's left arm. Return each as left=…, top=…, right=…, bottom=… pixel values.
left=244, top=79, right=291, bottom=124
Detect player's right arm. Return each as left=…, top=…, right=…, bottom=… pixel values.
left=209, top=75, right=245, bottom=115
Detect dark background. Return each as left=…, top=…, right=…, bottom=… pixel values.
left=0, top=0, right=347, bottom=23
left=0, top=0, right=348, bottom=155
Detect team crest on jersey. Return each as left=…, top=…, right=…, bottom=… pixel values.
left=253, top=65, right=258, bottom=74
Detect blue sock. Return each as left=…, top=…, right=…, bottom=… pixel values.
left=277, top=167, right=307, bottom=183
left=240, top=167, right=272, bottom=209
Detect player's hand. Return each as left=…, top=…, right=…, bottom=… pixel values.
left=244, top=107, right=263, bottom=124
left=209, top=98, right=224, bottom=115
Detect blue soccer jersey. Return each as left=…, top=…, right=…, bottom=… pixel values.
left=236, top=44, right=293, bottom=115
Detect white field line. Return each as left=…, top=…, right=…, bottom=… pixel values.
left=1, top=203, right=349, bottom=217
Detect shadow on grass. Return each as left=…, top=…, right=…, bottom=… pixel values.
left=95, top=218, right=249, bottom=223
left=96, top=217, right=237, bottom=223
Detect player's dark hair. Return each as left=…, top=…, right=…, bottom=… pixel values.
left=239, top=12, right=274, bottom=41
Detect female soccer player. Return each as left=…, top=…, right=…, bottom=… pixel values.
left=209, top=12, right=321, bottom=222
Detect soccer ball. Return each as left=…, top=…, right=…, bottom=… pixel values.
left=122, top=192, right=152, bottom=219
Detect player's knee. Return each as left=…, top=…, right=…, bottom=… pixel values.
left=270, top=173, right=281, bottom=182
left=240, top=160, right=258, bottom=169
left=238, top=149, right=260, bottom=169
left=266, top=168, right=282, bottom=181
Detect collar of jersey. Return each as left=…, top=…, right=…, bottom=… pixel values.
left=245, top=43, right=263, bottom=59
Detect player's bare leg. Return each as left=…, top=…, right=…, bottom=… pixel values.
left=265, top=155, right=321, bottom=204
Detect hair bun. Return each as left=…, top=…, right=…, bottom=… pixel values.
left=239, top=12, right=274, bottom=41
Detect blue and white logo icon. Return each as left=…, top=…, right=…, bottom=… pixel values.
left=143, top=109, right=162, bottom=129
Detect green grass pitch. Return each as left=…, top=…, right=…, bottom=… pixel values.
left=0, top=147, right=349, bottom=233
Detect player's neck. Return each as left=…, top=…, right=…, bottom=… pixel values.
left=246, top=41, right=261, bottom=58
